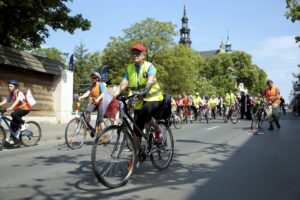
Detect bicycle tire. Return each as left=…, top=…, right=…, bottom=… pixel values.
left=21, top=121, right=42, bottom=147
left=150, top=123, right=174, bottom=170
left=0, top=125, right=5, bottom=151
left=65, top=117, right=87, bottom=149
left=91, top=125, right=136, bottom=189
left=231, top=110, right=239, bottom=124
left=173, top=115, right=183, bottom=129
left=258, top=112, right=264, bottom=128
left=251, top=119, right=256, bottom=129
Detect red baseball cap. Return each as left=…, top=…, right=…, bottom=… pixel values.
left=131, top=43, right=147, bottom=52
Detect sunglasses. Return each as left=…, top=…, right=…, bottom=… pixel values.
left=91, top=76, right=97, bottom=79
left=132, top=52, right=143, bottom=57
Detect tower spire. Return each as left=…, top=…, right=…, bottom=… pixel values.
left=179, top=2, right=192, bottom=47
left=225, top=31, right=232, bottom=53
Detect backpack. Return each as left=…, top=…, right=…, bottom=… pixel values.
left=155, top=94, right=172, bottom=120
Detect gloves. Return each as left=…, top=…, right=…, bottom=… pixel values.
left=133, top=90, right=147, bottom=99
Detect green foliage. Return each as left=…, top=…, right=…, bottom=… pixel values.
left=202, top=51, right=267, bottom=96
left=30, top=47, right=67, bottom=64
left=285, top=0, right=300, bottom=44
left=0, top=0, right=91, bottom=49
left=154, top=45, right=204, bottom=95
left=73, top=42, right=102, bottom=93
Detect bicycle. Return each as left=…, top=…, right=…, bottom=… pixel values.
left=91, top=95, right=174, bottom=189
left=198, top=104, right=209, bottom=123
left=251, top=103, right=266, bottom=129
left=168, top=110, right=183, bottom=129
left=224, top=103, right=240, bottom=124
left=64, top=100, right=112, bottom=149
left=0, top=109, right=41, bottom=150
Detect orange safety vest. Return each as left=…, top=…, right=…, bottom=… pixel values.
left=90, top=82, right=103, bottom=105
left=264, top=86, right=281, bottom=104
left=10, top=90, right=30, bottom=111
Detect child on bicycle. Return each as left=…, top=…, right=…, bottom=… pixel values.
left=78, top=71, right=106, bottom=137
left=0, top=80, right=30, bottom=144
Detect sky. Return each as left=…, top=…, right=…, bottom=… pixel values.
left=42, top=0, right=300, bottom=102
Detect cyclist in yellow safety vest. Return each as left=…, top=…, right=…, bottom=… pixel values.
left=208, top=95, right=219, bottom=119
left=224, top=89, right=237, bottom=122
left=113, top=43, right=164, bottom=144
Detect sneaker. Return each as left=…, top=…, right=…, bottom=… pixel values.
left=5, top=138, right=14, bottom=145
left=154, top=130, right=163, bottom=144
left=20, top=123, right=28, bottom=131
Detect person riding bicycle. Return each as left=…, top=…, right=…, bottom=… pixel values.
left=224, top=89, right=237, bottom=122
left=192, top=92, right=201, bottom=119
left=78, top=71, right=106, bottom=137
left=208, top=95, right=219, bottom=119
left=0, top=80, right=30, bottom=144
left=113, top=43, right=164, bottom=144
left=264, top=79, right=281, bottom=130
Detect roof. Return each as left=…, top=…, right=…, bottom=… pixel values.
left=198, top=50, right=220, bottom=59
left=0, top=45, right=64, bottom=75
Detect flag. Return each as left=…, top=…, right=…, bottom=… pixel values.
left=26, top=89, right=36, bottom=106
left=102, top=88, right=114, bottom=115
left=68, top=54, right=74, bottom=71
left=101, top=65, right=108, bottom=82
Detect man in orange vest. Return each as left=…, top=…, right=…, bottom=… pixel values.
left=264, top=79, right=281, bottom=130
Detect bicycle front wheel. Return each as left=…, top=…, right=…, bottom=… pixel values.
left=173, top=115, right=183, bottom=129
left=231, top=110, right=239, bottom=124
left=150, top=123, right=174, bottom=170
left=21, top=121, right=42, bottom=147
left=91, top=125, right=136, bottom=189
left=258, top=112, right=264, bottom=128
left=65, top=117, right=87, bottom=149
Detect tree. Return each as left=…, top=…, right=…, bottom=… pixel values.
left=73, top=42, right=92, bottom=93
left=285, top=0, right=300, bottom=44
left=0, top=0, right=91, bottom=49
left=30, top=47, right=67, bottom=64
left=202, top=51, right=267, bottom=96
left=154, top=45, right=204, bottom=95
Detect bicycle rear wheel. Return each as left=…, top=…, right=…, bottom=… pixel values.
left=150, top=123, right=174, bottom=170
left=0, top=126, right=5, bottom=151
left=65, top=117, right=87, bottom=149
left=91, top=125, right=136, bottom=189
left=173, top=115, right=183, bottom=129
left=21, top=121, right=42, bottom=147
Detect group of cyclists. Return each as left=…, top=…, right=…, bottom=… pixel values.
left=1, top=42, right=284, bottom=147
left=170, top=79, right=283, bottom=131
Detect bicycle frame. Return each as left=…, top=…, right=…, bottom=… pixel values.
left=0, top=114, right=20, bottom=139
left=117, top=97, right=159, bottom=156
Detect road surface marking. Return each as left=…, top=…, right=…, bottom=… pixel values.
left=206, top=126, right=220, bottom=131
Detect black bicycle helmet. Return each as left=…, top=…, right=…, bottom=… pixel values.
left=8, top=80, right=18, bottom=86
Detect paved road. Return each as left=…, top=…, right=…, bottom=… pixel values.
left=0, top=112, right=300, bottom=200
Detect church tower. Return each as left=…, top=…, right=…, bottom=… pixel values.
left=225, top=34, right=232, bottom=53
left=179, top=4, right=192, bottom=47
